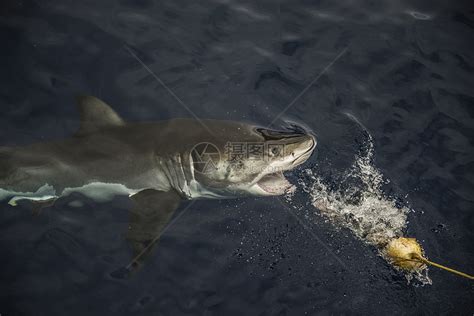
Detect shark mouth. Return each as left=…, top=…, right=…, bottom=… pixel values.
left=256, top=171, right=292, bottom=195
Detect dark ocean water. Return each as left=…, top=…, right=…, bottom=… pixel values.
left=1, top=0, right=473, bottom=315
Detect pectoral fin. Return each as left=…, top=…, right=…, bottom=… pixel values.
left=125, top=189, right=181, bottom=273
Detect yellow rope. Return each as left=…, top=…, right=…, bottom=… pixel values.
left=396, top=255, right=474, bottom=280
left=417, top=256, right=474, bottom=280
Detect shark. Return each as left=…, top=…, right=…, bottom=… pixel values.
left=0, top=96, right=316, bottom=272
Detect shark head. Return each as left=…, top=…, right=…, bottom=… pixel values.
left=179, top=122, right=316, bottom=198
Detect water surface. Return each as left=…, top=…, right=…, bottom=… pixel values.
left=0, top=0, right=473, bottom=314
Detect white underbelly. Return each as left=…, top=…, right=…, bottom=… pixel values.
left=0, top=184, right=57, bottom=206
left=0, top=182, right=142, bottom=206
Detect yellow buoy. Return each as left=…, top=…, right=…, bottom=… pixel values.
left=385, top=237, right=474, bottom=280
left=385, top=237, right=425, bottom=271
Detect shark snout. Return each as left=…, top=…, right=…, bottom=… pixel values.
left=288, top=134, right=316, bottom=166
left=256, top=125, right=316, bottom=165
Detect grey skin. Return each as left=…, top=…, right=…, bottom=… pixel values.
left=0, top=96, right=316, bottom=273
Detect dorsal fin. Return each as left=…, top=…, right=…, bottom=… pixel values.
left=76, top=95, right=124, bottom=134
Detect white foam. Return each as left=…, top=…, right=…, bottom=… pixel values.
left=288, top=131, right=431, bottom=284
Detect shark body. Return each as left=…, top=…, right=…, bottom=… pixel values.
left=0, top=96, right=316, bottom=272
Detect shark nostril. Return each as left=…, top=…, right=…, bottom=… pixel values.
left=291, top=152, right=295, bottom=157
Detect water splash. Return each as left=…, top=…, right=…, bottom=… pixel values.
left=287, top=125, right=431, bottom=284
